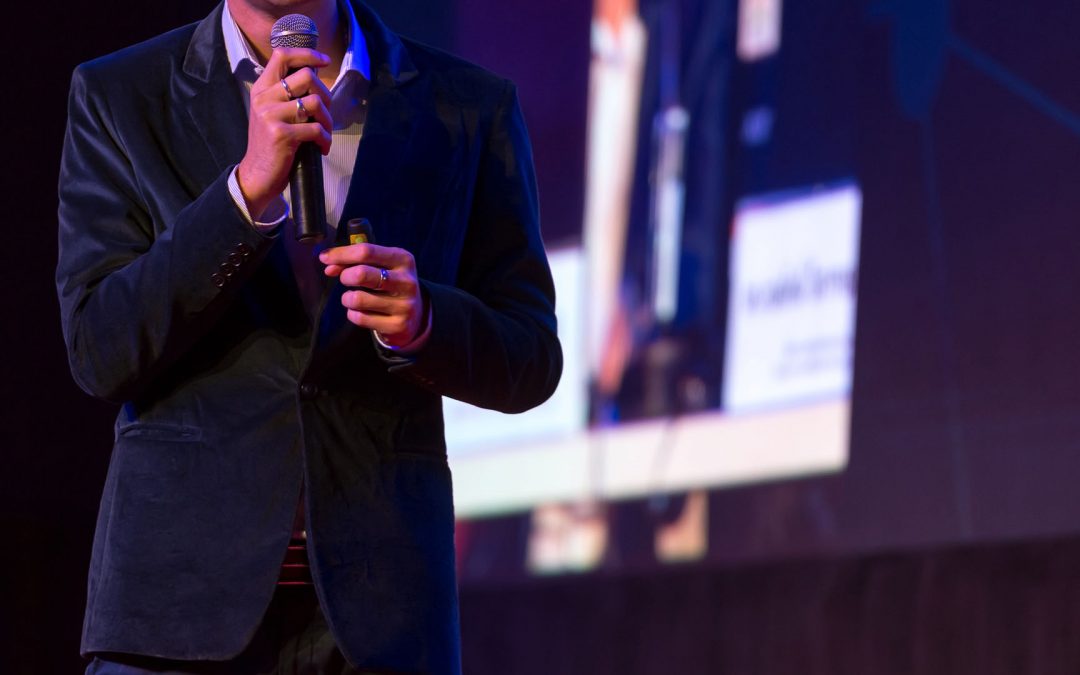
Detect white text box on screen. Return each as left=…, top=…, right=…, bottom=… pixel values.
left=723, top=183, right=862, bottom=414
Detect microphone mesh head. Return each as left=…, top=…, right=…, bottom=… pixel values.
left=270, top=14, right=319, bottom=50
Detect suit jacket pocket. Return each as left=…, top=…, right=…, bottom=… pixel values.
left=117, top=422, right=203, bottom=442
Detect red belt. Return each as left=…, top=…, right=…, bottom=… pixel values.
left=278, top=537, right=313, bottom=586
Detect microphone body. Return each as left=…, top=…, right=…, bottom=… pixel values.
left=290, top=143, right=327, bottom=243
left=270, top=15, right=326, bottom=244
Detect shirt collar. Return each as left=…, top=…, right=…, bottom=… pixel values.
left=221, top=1, right=371, bottom=88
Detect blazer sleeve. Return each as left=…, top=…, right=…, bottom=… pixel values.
left=56, top=63, right=276, bottom=403
left=385, top=81, right=563, bottom=414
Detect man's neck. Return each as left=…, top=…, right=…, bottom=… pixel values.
left=227, top=0, right=346, bottom=87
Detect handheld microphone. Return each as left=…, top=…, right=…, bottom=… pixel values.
left=270, top=14, right=327, bottom=244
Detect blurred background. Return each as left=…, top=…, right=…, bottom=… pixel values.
left=9, top=0, right=1080, bottom=672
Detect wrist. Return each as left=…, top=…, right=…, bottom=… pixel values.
left=235, top=161, right=274, bottom=220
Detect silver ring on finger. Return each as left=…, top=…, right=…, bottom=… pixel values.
left=295, top=98, right=309, bottom=122
left=374, top=268, right=389, bottom=291
left=280, top=78, right=295, bottom=99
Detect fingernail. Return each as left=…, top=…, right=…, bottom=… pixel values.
left=319, top=251, right=329, bottom=262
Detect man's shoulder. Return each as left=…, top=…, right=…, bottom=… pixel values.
left=401, top=37, right=515, bottom=104
left=74, top=21, right=199, bottom=88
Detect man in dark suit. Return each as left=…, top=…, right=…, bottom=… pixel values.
left=56, top=0, right=562, bottom=672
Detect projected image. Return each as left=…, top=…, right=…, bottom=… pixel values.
left=446, top=0, right=861, bottom=574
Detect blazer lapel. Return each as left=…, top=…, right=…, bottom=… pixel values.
left=312, top=0, right=422, bottom=354
left=335, top=0, right=420, bottom=245
left=175, top=2, right=249, bottom=179
left=174, top=3, right=307, bottom=330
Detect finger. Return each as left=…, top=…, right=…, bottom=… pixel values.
left=338, top=264, right=383, bottom=290
left=320, top=243, right=414, bottom=270
left=278, top=120, right=332, bottom=155
left=344, top=309, right=412, bottom=338
left=341, top=289, right=399, bottom=314
left=295, top=70, right=333, bottom=111
left=258, top=47, right=331, bottom=85
left=338, top=265, right=412, bottom=297
left=279, top=94, right=332, bottom=133
left=259, top=68, right=311, bottom=102
left=304, top=123, right=333, bottom=156
left=273, top=68, right=333, bottom=112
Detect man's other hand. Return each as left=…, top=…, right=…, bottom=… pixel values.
left=320, top=244, right=426, bottom=348
left=236, top=48, right=333, bottom=219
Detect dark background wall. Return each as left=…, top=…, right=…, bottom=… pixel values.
left=7, top=4, right=224, bottom=671
left=10, top=0, right=1080, bottom=673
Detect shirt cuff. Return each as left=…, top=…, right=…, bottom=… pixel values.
left=374, top=300, right=433, bottom=355
left=228, top=166, right=289, bottom=232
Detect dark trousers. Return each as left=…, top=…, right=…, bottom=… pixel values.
left=85, top=585, right=386, bottom=675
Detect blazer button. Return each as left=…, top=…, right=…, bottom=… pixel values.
left=300, top=382, right=319, bottom=399
left=219, top=262, right=237, bottom=277
left=227, top=252, right=244, bottom=266
left=210, top=272, right=227, bottom=288
left=234, top=242, right=252, bottom=256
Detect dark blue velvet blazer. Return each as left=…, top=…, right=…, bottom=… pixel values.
left=55, top=2, right=562, bottom=673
